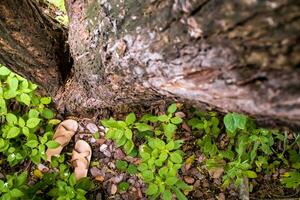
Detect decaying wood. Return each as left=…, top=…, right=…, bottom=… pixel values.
left=0, top=0, right=300, bottom=128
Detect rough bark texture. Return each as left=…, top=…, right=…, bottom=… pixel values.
left=0, top=0, right=70, bottom=96
left=1, top=0, right=300, bottom=128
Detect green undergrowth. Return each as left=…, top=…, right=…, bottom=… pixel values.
left=0, top=64, right=94, bottom=200
left=102, top=105, right=300, bottom=199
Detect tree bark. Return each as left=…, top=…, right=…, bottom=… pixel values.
left=1, top=0, right=300, bottom=128
left=0, top=0, right=71, bottom=96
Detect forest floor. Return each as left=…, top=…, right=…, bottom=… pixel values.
left=52, top=102, right=299, bottom=200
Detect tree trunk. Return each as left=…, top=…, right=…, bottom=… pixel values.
left=1, top=0, right=300, bottom=128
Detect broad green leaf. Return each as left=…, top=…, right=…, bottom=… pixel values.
left=0, top=98, right=7, bottom=114
left=125, top=112, right=136, bottom=125
left=163, top=123, right=177, bottom=139
left=141, top=170, right=154, bottom=181
left=224, top=113, right=247, bottom=133
left=116, top=160, right=128, bottom=171
left=40, top=97, right=52, bottom=104
left=6, top=113, right=18, bottom=125
left=146, top=183, right=158, bottom=195
left=166, top=177, right=178, bottom=186
left=157, top=115, right=169, bottom=122
left=69, top=173, right=77, bottom=187
left=26, top=118, right=41, bottom=128
left=41, top=108, right=55, bottom=119
left=8, top=77, right=19, bottom=91
left=163, top=190, right=172, bottom=200
left=167, top=103, right=177, bottom=114
left=173, top=187, right=188, bottom=200
left=20, top=93, right=31, bottom=105
left=18, top=117, right=25, bottom=127
left=124, top=140, right=134, bottom=154
left=125, top=129, right=133, bottom=140
left=48, top=119, right=61, bottom=125
left=16, top=172, right=28, bottom=187
left=170, top=152, right=182, bottom=164
left=28, top=109, right=39, bottom=118
left=135, top=123, right=153, bottom=132
left=26, top=140, right=39, bottom=148
left=170, top=116, right=183, bottom=124
left=118, top=182, right=129, bottom=191
left=46, top=140, right=60, bottom=149
left=0, top=66, right=11, bottom=76
left=10, top=188, right=24, bottom=198
left=127, top=164, right=138, bottom=174
left=7, top=127, right=20, bottom=138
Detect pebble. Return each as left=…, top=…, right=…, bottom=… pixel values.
left=96, top=193, right=103, bottom=200
left=184, top=176, right=195, bottom=184
left=90, top=138, right=96, bottom=143
left=97, top=138, right=106, bottom=145
left=111, top=184, right=117, bottom=194
left=95, top=176, right=105, bottom=182
left=218, top=193, right=225, bottom=200
left=99, top=126, right=105, bottom=131
left=86, top=123, right=98, bottom=134
left=108, top=162, right=115, bottom=169
left=100, top=144, right=108, bottom=152
left=114, top=149, right=125, bottom=160
left=175, top=112, right=186, bottom=118
left=37, top=164, right=49, bottom=173
left=90, top=167, right=102, bottom=177
left=112, top=174, right=124, bottom=184
left=103, top=149, right=112, bottom=157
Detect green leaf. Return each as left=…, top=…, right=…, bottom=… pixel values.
left=6, top=113, right=18, bottom=125
left=244, top=170, right=257, bottom=178
left=167, top=103, right=177, bottom=114
left=76, top=177, right=95, bottom=191
left=224, top=113, right=247, bottom=133
left=8, top=77, right=19, bottom=91
left=118, top=182, right=129, bottom=191
left=7, top=126, right=20, bottom=138
left=170, top=152, right=182, bottom=164
left=170, top=116, right=183, bottom=124
left=166, top=140, right=175, bottom=150
left=0, top=98, right=7, bottom=114
left=163, top=123, right=177, bottom=139
left=69, top=173, right=77, bottom=187
left=20, top=93, right=31, bottom=105
left=26, top=140, right=39, bottom=148
left=157, top=115, right=169, bottom=122
left=46, top=140, right=60, bottom=149
left=18, top=117, right=25, bottom=127
left=116, top=160, right=128, bottom=171
left=173, top=187, right=188, bottom=200
left=28, top=109, right=39, bottom=118
left=40, top=97, right=52, bottom=104
left=146, top=183, right=158, bottom=195
left=125, top=112, right=136, bottom=125
left=166, top=177, right=178, bottom=185
left=140, top=151, right=150, bottom=161
left=124, top=140, right=134, bottom=155
left=0, top=66, right=11, bottom=76
left=141, top=170, right=154, bottom=181
left=26, top=118, right=41, bottom=128
left=48, top=119, right=61, bottom=125
left=125, top=129, right=133, bottom=140
left=135, top=123, right=153, bottom=132
left=127, top=164, right=138, bottom=174
left=163, top=190, right=172, bottom=200
left=41, top=108, right=55, bottom=119
left=10, top=188, right=24, bottom=198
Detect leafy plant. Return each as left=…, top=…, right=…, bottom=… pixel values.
left=0, top=65, right=59, bottom=166
left=138, top=138, right=191, bottom=200
left=0, top=172, right=28, bottom=200
left=101, top=113, right=137, bottom=154
left=281, top=171, right=300, bottom=189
